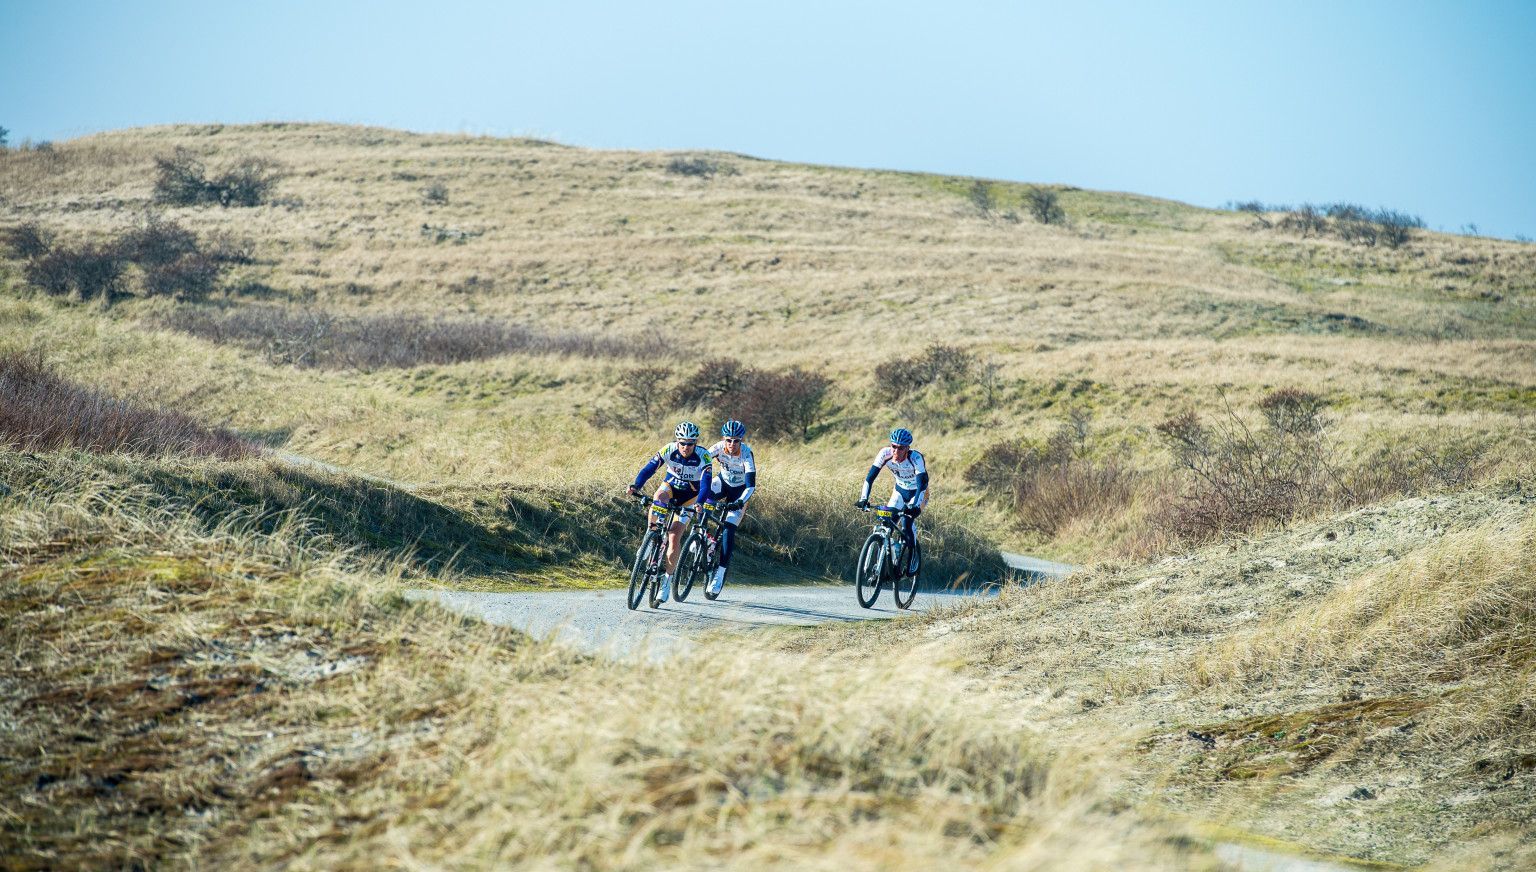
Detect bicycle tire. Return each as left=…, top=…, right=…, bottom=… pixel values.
left=856, top=533, right=884, bottom=609
left=628, top=530, right=659, bottom=611
left=675, top=532, right=703, bottom=602
left=894, top=538, right=921, bottom=609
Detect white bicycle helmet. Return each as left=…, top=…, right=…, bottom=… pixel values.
left=675, top=420, right=701, bottom=441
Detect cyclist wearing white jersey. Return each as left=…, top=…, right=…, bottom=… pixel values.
left=704, top=419, right=756, bottom=596
left=628, top=420, right=713, bottom=603
left=854, top=427, right=926, bottom=575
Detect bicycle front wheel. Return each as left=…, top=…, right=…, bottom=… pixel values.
left=894, top=538, right=921, bottom=610
left=628, top=530, right=660, bottom=611
left=675, top=533, right=703, bottom=603
left=855, top=533, right=884, bottom=609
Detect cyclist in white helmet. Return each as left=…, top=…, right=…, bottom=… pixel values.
left=628, top=420, right=713, bottom=603
left=855, top=427, right=926, bottom=576
left=704, top=419, right=756, bottom=596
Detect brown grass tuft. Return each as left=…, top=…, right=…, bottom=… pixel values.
left=0, top=351, right=254, bottom=459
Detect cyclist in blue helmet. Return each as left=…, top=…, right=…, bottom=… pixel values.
left=855, top=427, right=926, bottom=576
left=704, top=419, right=756, bottom=596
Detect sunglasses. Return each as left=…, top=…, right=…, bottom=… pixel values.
left=723, top=438, right=741, bottom=444
left=678, top=440, right=697, bottom=447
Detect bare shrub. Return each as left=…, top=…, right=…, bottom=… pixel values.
left=966, top=411, right=1132, bottom=536
left=1155, top=390, right=1342, bottom=542
left=1, top=222, right=52, bottom=260
left=1375, top=209, right=1424, bottom=249
left=730, top=367, right=832, bottom=441
left=968, top=181, right=995, bottom=217
left=422, top=182, right=449, bottom=204
left=1014, top=458, right=1134, bottom=536
left=160, top=305, right=665, bottom=370
left=23, top=243, right=127, bottom=303
left=672, top=357, right=752, bottom=409
left=153, top=147, right=283, bottom=207
left=0, top=351, right=254, bottom=459
left=1025, top=187, right=1065, bottom=225
left=152, top=148, right=212, bottom=205
left=665, top=156, right=735, bottom=178
left=119, top=217, right=200, bottom=267
left=613, top=366, right=673, bottom=428
left=874, top=344, right=977, bottom=399
left=1278, top=204, right=1327, bottom=237
left=1273, top=202, right=1423, bottom=248
left=141, top=253, right=223, bottom=300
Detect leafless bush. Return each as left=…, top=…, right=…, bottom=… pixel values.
left=0, top=350, right=254, bottom=459
left=119, top=217, right=200, bottom=267
left=968, top=181, right=995, bottom=217
left=730, top=367, right=832, bottom=441
left=1155, top=390, right=1342, bottom=541
left=874, top=344, right=977, bottom=399
left=965, top=410, right=1132, bottom=535
left=672, top=357, right=752, bottom=409
left=1025, top=187, right=1065, bottom=225
left=23, top=243, right=127, bottom=303
left=422, top=182, right=449, bottom=204
left=665, top=156, right=735, bottom=178
left=1014, top=458, right=1134, bottom=536
left=1275, top=202, right=1423, bottom=248
left=1, top=222, right=52, bottom=259
left=660, top=357, right=832, bottom=441
left=153, top=148, right=284, bottom=207
left=612, top=366, right=674, bottom=428
left=1278, top=204, right=1328, bottom=238
left=1342, top=440, right=1486, bottom=505
left=1375, top=209, right=1424, bottom=249
left=160, top=305, right=666, bottom=370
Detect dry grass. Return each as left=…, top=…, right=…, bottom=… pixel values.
left=0, top=448, right=1204, bottom=870
left=785, top=475, right=1536, bottom=868
left=0, top=350, right=254, bottom=459
left=2, top=123, right=1533, bottom=562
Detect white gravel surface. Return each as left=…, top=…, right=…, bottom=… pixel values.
left=404, top=584, right=993, bottom=658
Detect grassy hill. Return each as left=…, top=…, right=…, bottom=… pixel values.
left=2, top=123, right=1534, bottom=867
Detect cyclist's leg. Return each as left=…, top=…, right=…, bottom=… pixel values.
left=891, top=487, right=918, bottom=556
left=665, top=489, right=699, bottom=574
left=718, top=482, right=747, bottom=568
left=650, top=483, right=675, bottom=529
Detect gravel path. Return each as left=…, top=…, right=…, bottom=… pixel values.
left=404, top=583, right=993, bottom=657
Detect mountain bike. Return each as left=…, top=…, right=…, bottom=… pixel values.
left=628, top=495, right=686, bottom=610
left=675, top=499, right=745, bottom=602
left=853, top=505, right=922, bottom=610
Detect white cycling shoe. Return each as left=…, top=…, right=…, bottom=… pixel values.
left=707, top=567, right=726, bottom=596
left=657, top=573, right=672, bottom=604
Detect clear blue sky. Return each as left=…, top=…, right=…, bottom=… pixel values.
left=4, top=0, right=1534, bottom=238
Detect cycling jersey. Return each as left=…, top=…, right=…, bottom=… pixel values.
left=707, top=439, right=756, bottom=525
left=860, top=447, right=928, bottom=507
left=633, top=442, right=714, bottom=502
left=708, top=440, right=756, bottom=489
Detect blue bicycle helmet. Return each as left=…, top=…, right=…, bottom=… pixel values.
left=721, top=420, right=747, bottom=438
left=889, top=427, right=914, bottom=446
left=675, top=420, right=701, bottom=441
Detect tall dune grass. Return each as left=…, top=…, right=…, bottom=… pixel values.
left=0, top=350, right=254, bottom=459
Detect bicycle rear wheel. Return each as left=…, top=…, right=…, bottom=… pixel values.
left=894, top=538, right=921, bottom=609
left=628, top=530, right=660, bottom=610
left=855, top=533, right=884, bottom=609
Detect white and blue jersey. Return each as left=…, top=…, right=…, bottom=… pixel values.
left=708, top=439, right=757, bottom=525
left=633, top=442, right=714, bottom=504
left=860, top=446, right=928, bottom=509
